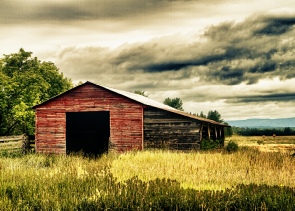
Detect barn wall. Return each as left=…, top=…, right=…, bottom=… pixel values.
left=35, top=83, right=143, bottom=154
left=143, top=108, right=201, bottom=150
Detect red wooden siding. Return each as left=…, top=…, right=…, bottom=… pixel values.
left=35, top=83, right=143, bottom=154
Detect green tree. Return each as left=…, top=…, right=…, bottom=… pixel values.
left=198, top=111, right=207, bottom=118
left=163, top=97, right=183, bottom=111
left=224, top=122, right=233, bottom=137
left=134, top=90, right=148, bottom=97
left=284, top=127, right=292, bottom=135
left=207, top=110, right=223, bottom=123
left=0, top=48, right=72, bottom=135
left=207, top=110, right=232, bottom=137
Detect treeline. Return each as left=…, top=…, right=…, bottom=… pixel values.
left=233, top=127, right=295, bottom=136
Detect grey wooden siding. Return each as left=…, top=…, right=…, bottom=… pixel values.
left=143, top=108, right=201, bottom=150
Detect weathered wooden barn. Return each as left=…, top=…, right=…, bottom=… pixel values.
left=33, top=81, right=229, bottom=155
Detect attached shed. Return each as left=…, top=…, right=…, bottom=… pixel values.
left=33, top=81, right=229, bottom=155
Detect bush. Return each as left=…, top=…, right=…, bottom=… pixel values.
left=201, top=139, right=221, bottom=150
left=226, top=140, right=239, bottom=153
left=0, top=150, right=24, bottom=158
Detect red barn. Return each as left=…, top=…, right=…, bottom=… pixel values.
left=33, top=81, right=229, bottom=155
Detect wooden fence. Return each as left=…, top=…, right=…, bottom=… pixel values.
left=0, top=135, right=35, bottom=153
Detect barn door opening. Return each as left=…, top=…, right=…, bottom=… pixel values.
left=66, top=111, right=110, bottom=156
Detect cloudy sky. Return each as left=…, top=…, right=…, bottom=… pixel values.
left=1, top=0, right=295, bottom=121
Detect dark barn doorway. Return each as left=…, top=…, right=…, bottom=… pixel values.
left=66, top=111, right=110, bottom=156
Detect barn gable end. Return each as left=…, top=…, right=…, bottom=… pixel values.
left=34, top=83, right=144, bottom=154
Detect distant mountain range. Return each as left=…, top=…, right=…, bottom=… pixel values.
left=227, top=117, right=295, bottom=128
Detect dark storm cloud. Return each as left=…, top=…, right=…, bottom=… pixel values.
left=0, top=0, right=163, bottom=23
left=140, top=47, right=246, bottom=72
left=254, top=16, right=295, bottom=35
left=249, top=61, right=277, bottom=73
left=226, top=93, right=295, bottom=103
left=144, top=62, right=188, bottom=72
left=32, top=5, right=90, bottom=21
left=112, top=40, right=246, bottom=73
left=140, top=54, right=228, bottom=72
left=48, top=11, right=295, bottom=89
left=211, top=66, right=245, bottom=85
left=109, top=13, right=295, bottom=85
left=0, top=0, right=212, bottom=24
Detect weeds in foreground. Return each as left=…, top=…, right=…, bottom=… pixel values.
left=0, top=151, right=295, bottom=210
left=0, top=146, right=295, bottom=210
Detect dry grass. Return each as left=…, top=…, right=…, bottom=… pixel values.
left=110, top=136, right=295, bottom=191
left=1, top=151, right=294, bottom=210
left=1, top=135, right=294, bottom=195
left=227, top=135, right=295, bottom=153
left=110, top=148, right=295, bottom=191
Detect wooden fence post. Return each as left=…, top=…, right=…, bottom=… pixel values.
left=22, top=134, right=30, bottom=153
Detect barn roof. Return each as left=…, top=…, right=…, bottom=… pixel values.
left=34, top=81, right=229, bottom=127
left=100, top=84, right=179, bottom=112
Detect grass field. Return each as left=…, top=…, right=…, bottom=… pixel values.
left=111, top=148, right=294, bottom=190
left=0, top=135, right=294, bottom=210
left=227, top=135, right=295, bottom=153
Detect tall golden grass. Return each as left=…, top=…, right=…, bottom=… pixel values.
left=0, top=136, right=294, bottom=209
left=110, top=148, right=295, bottom=190
left=227, top=135, right=295, bottom=153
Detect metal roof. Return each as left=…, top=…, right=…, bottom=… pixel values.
left=100, top=84, right=179, bottom=112
left=98, top=83, right=228, bottom=127
left=34, top=81, right=229, bottom=127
